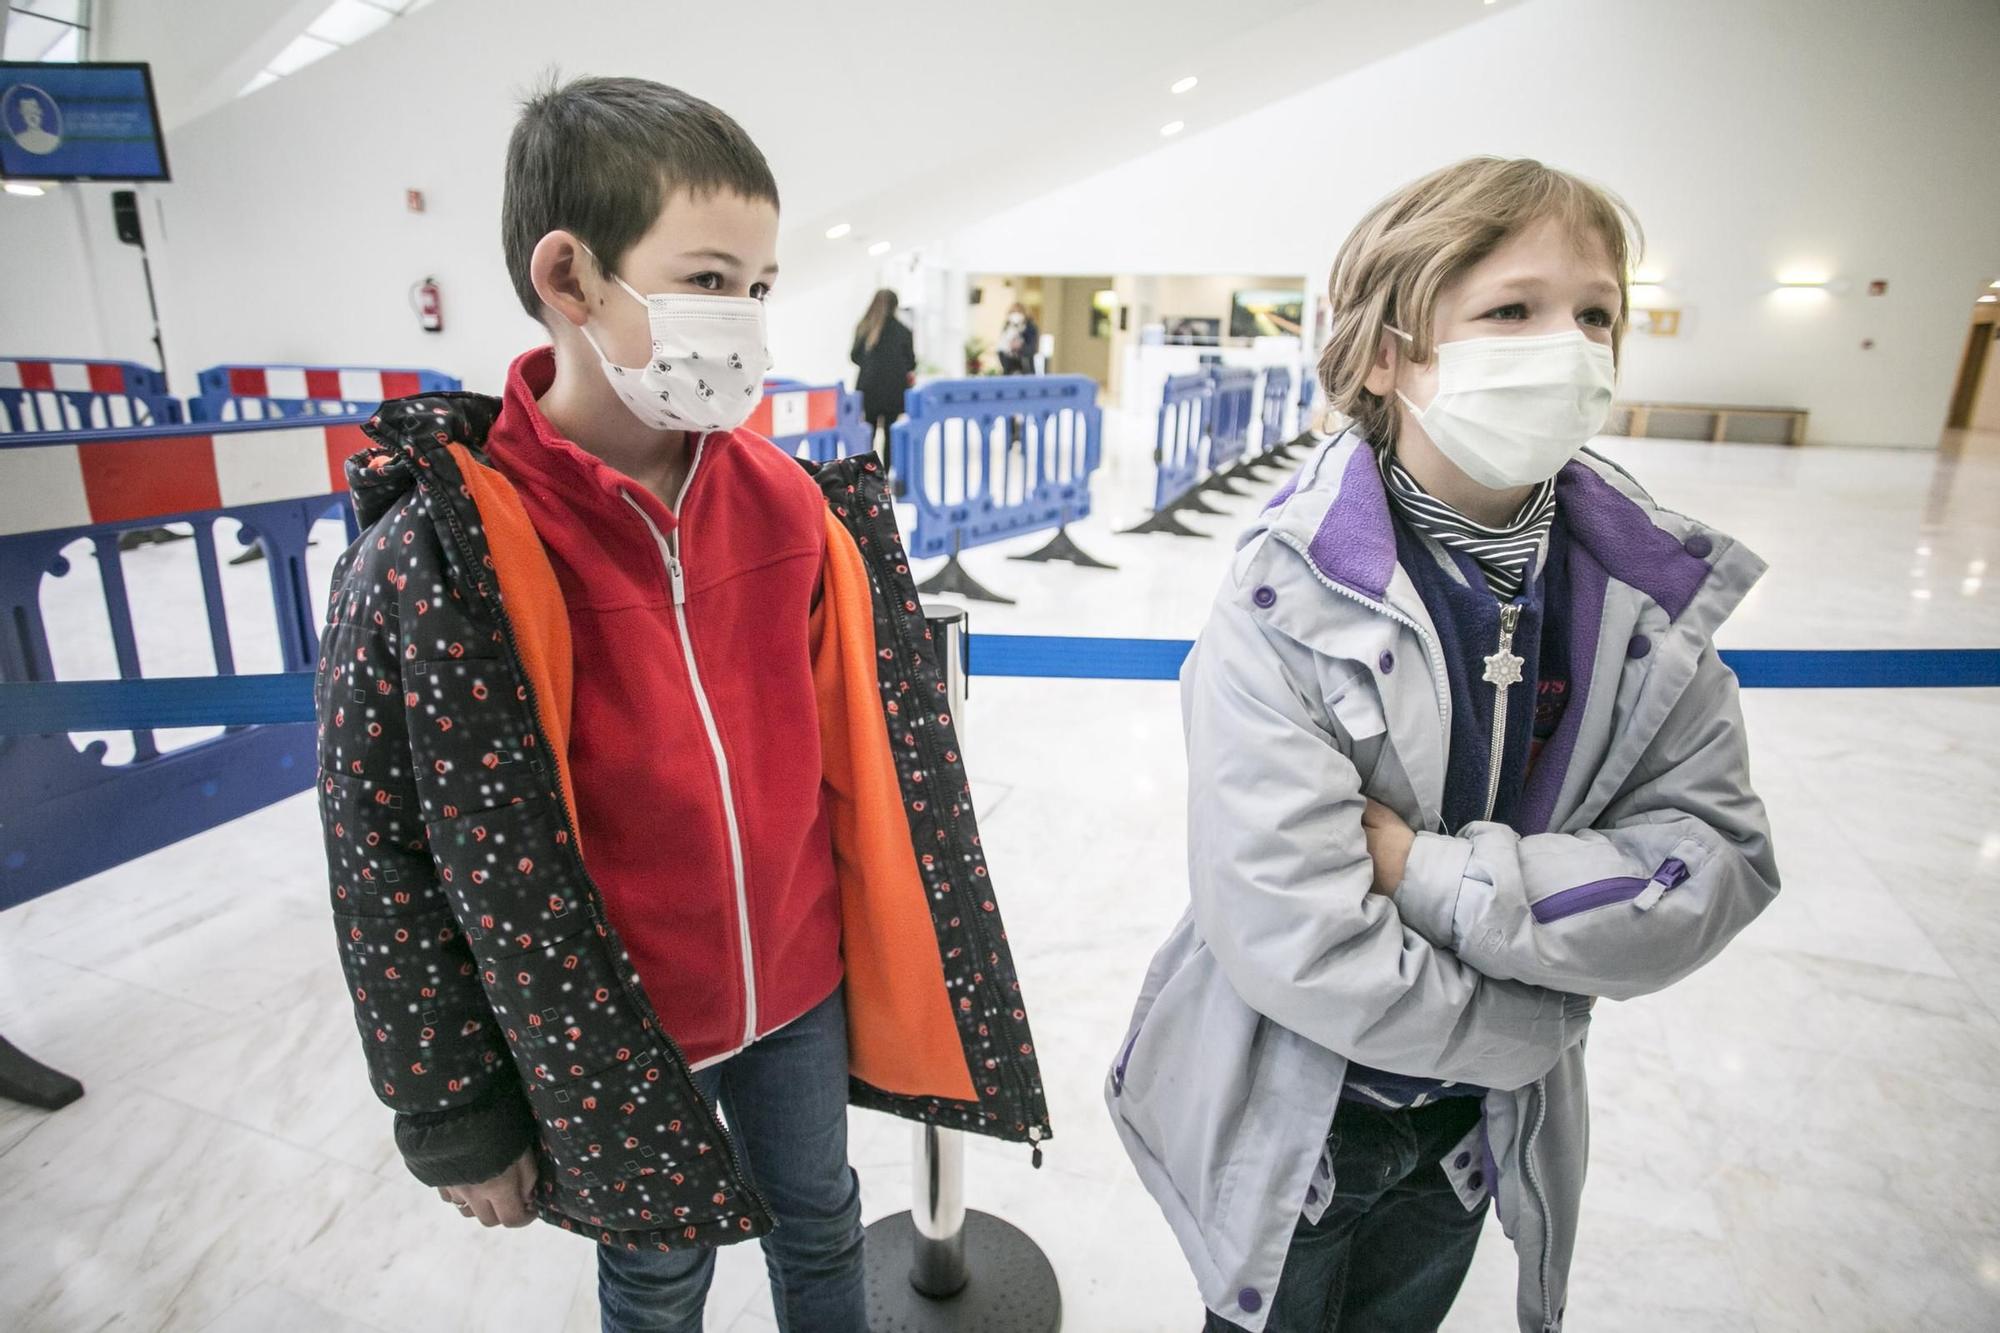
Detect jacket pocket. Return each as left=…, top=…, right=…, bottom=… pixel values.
left=1529, top=857, right=1691, bottom=923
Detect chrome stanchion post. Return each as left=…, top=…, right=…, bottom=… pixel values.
left=864, top=603, right=1061, bottom=1331
left=909, top=1122, right=970, bottom=1297
left=910, top=605, right=972, bottom=1301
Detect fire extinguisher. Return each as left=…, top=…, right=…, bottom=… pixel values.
left=411, top=276, right=443, bottom=333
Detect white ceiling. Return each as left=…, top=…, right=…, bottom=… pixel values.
left=98, top=0, right=1512, bottom=288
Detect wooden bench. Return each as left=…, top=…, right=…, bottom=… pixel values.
left=1608, top=402, right=1807, bottom=447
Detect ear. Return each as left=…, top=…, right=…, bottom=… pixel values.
left=529, top=231, right=594, bottom=329
left=1361, top=328, right=1400, bottom=398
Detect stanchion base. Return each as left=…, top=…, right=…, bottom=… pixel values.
left=0, top=1033, right=84, bottom=1110
left=1200, top=473, right=1253, bottom=498
left=865, top=1210, right=1061, bottom=1333
left=1179, top=492, right=1229, bottom=517
left=918, top=556, right=1015, bottom=605
left=1011, top=528, right=1115, bottom=570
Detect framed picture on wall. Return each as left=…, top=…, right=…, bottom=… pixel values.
left=1229, top=289, right=1305, bottom=338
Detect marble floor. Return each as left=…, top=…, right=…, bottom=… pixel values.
left=3, top=419, right=1998, bottom=1332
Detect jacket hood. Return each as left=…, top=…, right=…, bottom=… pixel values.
left=345, top=391, right=504, bottom=528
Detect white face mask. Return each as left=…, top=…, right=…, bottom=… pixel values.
left=576, top=262, right=771, bottom=434
left=1390, top=327, right=1615, bottom=489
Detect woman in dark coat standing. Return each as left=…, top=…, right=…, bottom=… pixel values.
left=851, top=289, right=918, bottom=463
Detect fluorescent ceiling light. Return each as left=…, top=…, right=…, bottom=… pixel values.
left=868, top=241, right=891, bottom=257
left=4, top=181, right=49, bottom=197
left=1980, top=295, right=1998, bottom=304
left=1171, top=76, right=1198, bottom=94
left=825, top=223, right=852, bottom=240
left=308, top=0, right=396, bottom=45
left=266, top=31, right=339, bottom=76
left=240, top=0, right=426, bottom=98
left=1160, top=120, right=1185, bottom=137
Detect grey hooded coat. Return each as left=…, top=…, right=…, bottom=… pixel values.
left=1107, top=433, right=1779, bottom=1332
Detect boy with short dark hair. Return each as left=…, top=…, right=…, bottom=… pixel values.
left=316, top=76, right=1049, bottom=1333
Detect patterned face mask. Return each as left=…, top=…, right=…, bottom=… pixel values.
left=576, top=257, right=771, bottom=434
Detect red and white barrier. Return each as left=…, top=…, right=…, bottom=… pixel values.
left=0, top=422, right=370, bottom=536
left=221, top=366, right=425, bottom=402
left=0, top=359, right=138, bottom=394
left=746, top=385, right=839, bottom=440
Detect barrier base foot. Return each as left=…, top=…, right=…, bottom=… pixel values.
left=918, top=556, right=1014, bottom=605
left=1012, top=527, right=1115, bottom=570
left=1201, top=473, right=1254, bottom=499
left=865, top=1209, right=1061, bottom=1332
left=229, top=538, right=320, bottom=566
left=1119, top=506, right=1210, bottom=539
left=0, top=1033, right=84, bottom=1111
left=1179, top=491, right=1230, bottom=517
left=1238, top=456, right=1285, bottom=478
left=116, top=526, right=190, bottom=552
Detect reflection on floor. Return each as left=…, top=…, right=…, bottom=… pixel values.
left=3, top=423, right=1997, bottom=1331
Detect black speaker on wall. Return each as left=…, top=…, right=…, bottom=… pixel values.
left=112, top=190, right=144, bottom=247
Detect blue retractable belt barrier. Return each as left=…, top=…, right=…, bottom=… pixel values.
left=3, top=645, right=1996, bottom=735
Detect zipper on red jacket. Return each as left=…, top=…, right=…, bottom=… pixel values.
left=621, top=441, right=759, bottom=1057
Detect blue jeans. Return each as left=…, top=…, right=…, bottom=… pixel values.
left=1207, top=1097, right=1488, bottom=1333
left=598, top=986, right=866, bottom=1333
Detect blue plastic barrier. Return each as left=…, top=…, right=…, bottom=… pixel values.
left=1258, top=366, right=1294, bottom=455
left=1120, top=372, right=1214, bottom=538
left=892, top=375, right=1110, bottom=602
left=189, top=363, right=460, bottom=422
left=0, top=414, right=370, bottom=910
left=0, top=356, right=182, bottom=433
left=1205, top=367, right=1258, bottom=478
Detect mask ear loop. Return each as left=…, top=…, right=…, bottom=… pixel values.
left=1381, top=325, right=1427, bottom=418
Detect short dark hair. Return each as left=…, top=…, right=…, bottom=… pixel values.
left=502, top=76, right=780, bottom=321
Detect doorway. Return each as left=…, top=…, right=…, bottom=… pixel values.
left=1946, top=315, right=1995, bottom=430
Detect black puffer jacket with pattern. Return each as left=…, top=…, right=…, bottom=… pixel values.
left=317, top=393, right=1049, bottom=1251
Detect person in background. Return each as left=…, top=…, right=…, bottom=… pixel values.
left=998, top=301, right=1039, bottom=374
left=1108, top=156, right=1778, bottom=1333
left=850, top=288, right=916, bottom=463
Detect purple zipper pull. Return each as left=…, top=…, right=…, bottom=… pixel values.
left=1633, top=858, right=1690, bottom=912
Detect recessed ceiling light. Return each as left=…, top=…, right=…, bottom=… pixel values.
left=825, top=222, right=852, bottom=240
left=1160, top=120, right=1185, bottom=137
left=1980, top=294, right=1998, bottom=304
left=1990, top=280, right=1999, bottom=289
left=868, top=241, right=891, bottom=257
left=1171, top=76, right=1198, bottom=94
left=4, top=181, right=47, bottom=197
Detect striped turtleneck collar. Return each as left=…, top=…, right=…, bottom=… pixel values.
left=1378, top=447, right=1556, bottom=601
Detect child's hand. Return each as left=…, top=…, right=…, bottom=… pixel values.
left=437, top=1150, right=539, bottom=1228
left=1361, top=800, right=1416, bottom=897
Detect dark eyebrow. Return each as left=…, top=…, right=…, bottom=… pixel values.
left=681, top=248, right=780, bottom=276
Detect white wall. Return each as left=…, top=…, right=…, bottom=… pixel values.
left=945, top=0, right=2000, bottom=448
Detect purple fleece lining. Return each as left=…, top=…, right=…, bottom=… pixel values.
left=1554, top=463, right=1711, bottom=621
left=1519, top=542, right=1608, bottom=835
left=1305, top=444, right=1399, bottom=601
